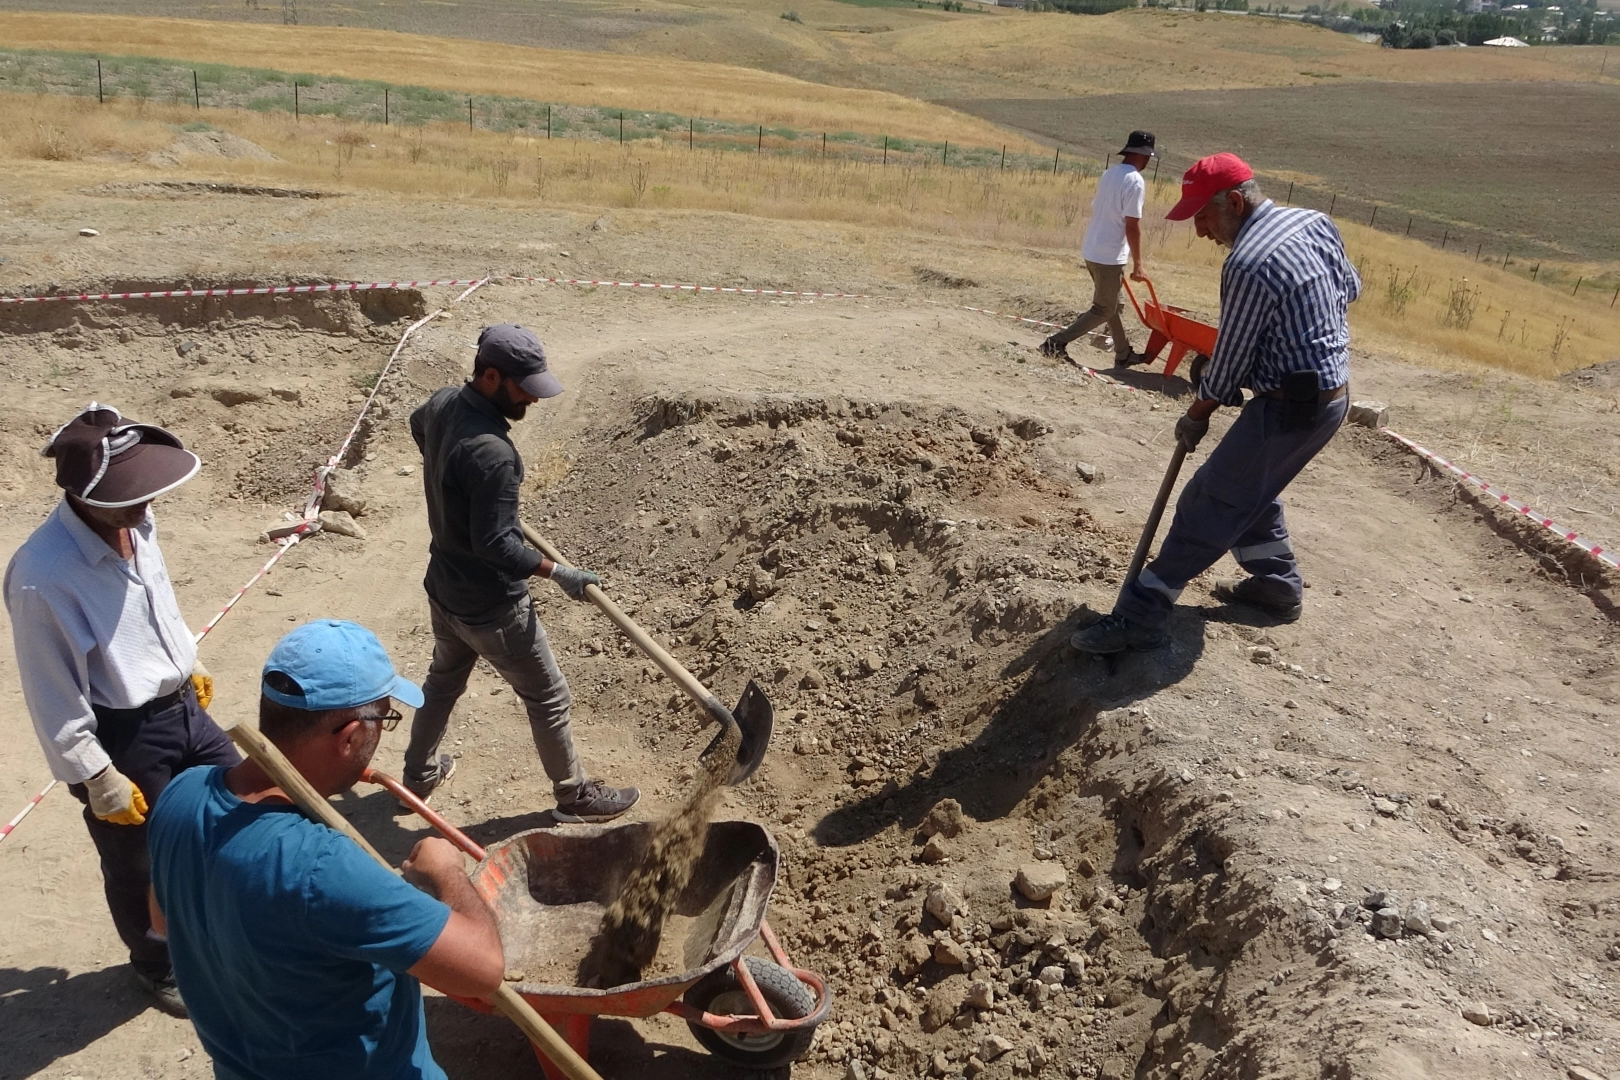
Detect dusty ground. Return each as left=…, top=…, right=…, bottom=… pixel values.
left=1, top=181, right=1618, bottom=1080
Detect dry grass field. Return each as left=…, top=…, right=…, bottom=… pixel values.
left=0, top=6, right=1613, bottom=104
left=0, top=12, right=1045, bottom=148
left=950, top=80, right=1620, bottom=263
left=4, top=91, right=1617, bottom=379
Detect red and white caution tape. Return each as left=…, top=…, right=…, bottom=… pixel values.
left=508, top=275, right=883, bottom=300
left=0, top=278, right=486, bottom=305
left=1381, top=427, right=1617, bottom=571
left=0, top=780, right=57, bottom=846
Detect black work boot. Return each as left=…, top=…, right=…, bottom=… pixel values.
left=1069, top=612, right=1169, bottom=655
left=1212, top=577, right=1302, bottom=623
left=554, top=780, right=641, bottom=824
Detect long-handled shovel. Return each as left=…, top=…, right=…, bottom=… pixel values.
left=520, top=523, right=772, bottom=784
left=1116, top=443, right=1188, bottom=607
left=225, top=722, right=604, bottom=1080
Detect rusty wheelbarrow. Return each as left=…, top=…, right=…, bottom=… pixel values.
left=367, top=769, right=832, bottom=1078
left=1122, top=274, right=1218, bottom=382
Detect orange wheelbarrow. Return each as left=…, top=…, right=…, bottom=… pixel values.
left=1122, top=275, right=1218, bottom=381
left=367, top=769, right=832, bottom=1078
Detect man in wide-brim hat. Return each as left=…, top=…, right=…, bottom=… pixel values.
left=4, top=403, right=236, bottom=1016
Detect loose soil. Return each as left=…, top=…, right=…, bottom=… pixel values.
left=0, top=185, right=1617, bottom=1080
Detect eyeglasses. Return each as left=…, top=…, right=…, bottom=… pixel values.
left=332, top=709, right=403, bottom=735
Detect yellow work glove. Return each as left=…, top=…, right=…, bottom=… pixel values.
left=191, top=659, right=214, bottom=710
left=85, top=765, right=149, bottom=826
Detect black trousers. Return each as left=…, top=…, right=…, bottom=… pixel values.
left=67, top=684, right=239, bottom=976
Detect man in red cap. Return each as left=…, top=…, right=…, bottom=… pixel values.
left=4, top=404, right=236, bottom=1015
left=1072, top=152, right=1360, bottom=655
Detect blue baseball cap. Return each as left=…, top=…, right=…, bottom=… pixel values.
left=261, top=620, right=424, bottom=711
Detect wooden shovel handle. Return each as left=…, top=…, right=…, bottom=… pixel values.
left=224, top=724, right=604, bottom=1080
left=521, top=522, right=733, bottom=728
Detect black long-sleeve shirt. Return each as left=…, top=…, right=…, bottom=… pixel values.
left=410, top=384, right=543, bottom=619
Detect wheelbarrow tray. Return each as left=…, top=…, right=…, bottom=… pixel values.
left=470, top=819, right=778, bottom=1018
left=1122, top=276, right=1218, bottom=379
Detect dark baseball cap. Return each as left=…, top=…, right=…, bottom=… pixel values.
left=1119, top=130, right=1156, bottom=157
left=43, top=403, right=201, bottom=508
left=475, top=324, right=563, bottom=399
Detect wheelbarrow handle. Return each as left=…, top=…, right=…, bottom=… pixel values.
left=224, top=723, right=606, bottom=1080
left=1119, top=273, right=1163, bottom=324
left=361, top=767, right=488, bottom=863
left=521, top=522, right=736, bottom=732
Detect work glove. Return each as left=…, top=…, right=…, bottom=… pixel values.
left=191, top=659, right=214, bottom=711
left=85, top=765, right=149, bottom=826
left=550, top=564, right=601, bottom=602
left=1174, top=412, right=1210, bottom=453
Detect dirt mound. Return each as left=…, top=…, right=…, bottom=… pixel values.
left=143, top=129, right=281, bottom=168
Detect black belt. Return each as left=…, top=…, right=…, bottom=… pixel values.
left=91, top=685, right=187, bottom=723
left=1259, top=384, right=1348, bottom=403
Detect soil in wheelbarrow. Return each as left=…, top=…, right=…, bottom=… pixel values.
left=578, top=721, right=742, bottom=989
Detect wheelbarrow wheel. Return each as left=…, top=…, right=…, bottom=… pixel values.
left=683, top=957, right=819, bottom=1069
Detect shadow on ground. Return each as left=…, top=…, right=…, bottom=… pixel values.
left=0, top=966, right=151, bottom=1080
left=423, top=1002, right=783, bottom=1080
left=812, top=603, right=1204, bottom=847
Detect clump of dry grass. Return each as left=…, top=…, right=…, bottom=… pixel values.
left=4, top=92, right=1617, bottom=380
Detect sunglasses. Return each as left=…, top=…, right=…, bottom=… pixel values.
left=332, top=709, right=403, bottom=735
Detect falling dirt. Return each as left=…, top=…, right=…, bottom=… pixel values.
left=580, top=721, right=742, bottom=989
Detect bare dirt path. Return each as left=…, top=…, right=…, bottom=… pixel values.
left=1, top=185, right=1616, bottom=1080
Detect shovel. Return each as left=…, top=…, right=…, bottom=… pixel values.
left=520, top=523, right=772, bottom=785
left=1116, top=443, right=1188, bottom=608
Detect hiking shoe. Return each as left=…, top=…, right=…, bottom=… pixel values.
left=134, top=968, right=188, bottom=1019
left=398, top=754, right=456, bottom=808
left=1212, top=577, right=1302, bottom=623
left=1069, top=612, right=1169, bottom=655
left=1038, top=336, right=1070, bottom=359
left=554, top=780, right=641, bottom=824
left=1114, top=350, right=1150, bottom=368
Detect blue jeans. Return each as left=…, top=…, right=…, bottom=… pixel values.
left=1116, top=393, right=1348, bottom=629
left=404, top=594, right=585, bottom=801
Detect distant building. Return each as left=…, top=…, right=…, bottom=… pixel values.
left=1482, top=34, right=1531, bottom=44
left=997, top=0, right=1027, bottom=7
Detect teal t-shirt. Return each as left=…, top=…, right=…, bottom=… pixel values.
left=149, top=766, right=452, bottom=1080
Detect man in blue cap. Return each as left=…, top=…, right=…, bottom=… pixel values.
left=405, top=324, right=638, bottom=822
left=147, top=620, right=505, bottom=1079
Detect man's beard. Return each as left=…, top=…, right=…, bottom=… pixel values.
left=491, top=380, right=529, bottom=420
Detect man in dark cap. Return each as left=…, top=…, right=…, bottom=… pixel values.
left=1040, top=130, right=1156, bottom=366
left=404, top=325, right=639, bottom=822
left=4, top=403, right=235, bottom=1015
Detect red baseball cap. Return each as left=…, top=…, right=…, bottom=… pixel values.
left=1165, top=152, right=1255, bottom=221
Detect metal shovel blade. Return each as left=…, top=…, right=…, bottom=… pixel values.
left=699, top=679, right=775, bottom=786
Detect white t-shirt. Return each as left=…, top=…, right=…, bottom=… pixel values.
left=1081, top=163, right=1146, bottom=266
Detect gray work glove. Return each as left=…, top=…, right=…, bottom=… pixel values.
left=1174, top=412, right=1210, bottom=453
left=550, top=564, right=601, bottom=602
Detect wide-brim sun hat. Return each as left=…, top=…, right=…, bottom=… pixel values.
left=44, top=403, right=201, bottom=508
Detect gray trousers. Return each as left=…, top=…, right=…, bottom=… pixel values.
left=1116, top=393, right=1348, bottom=630
left=1047, top=260, right=1132, bottom=362
left=405, top=593, right=585, bottom=801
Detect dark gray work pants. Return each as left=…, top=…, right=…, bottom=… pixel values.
left=1116, top=393, right=1348, bottom=630
left=404, top=594, right=585, bottom=802
left=68, top=685, right=240, bottom=977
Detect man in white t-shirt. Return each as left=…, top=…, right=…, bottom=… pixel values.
left=1041, top=130, right=1155, bottom=366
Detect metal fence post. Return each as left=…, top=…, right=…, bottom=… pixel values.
left=468, top=97, right=474, bottom=131
left=1573, top=276, right=1582, bottom=296
left=1285, top=181, right=1293, bottom=204
left=942, top=140, right=948, bottom=165
left=384, top=88, right=389, bottom=125
left=1406, top=217, right=1413, bottom=236
left=619, top=112, right=624, bottom=144
left=1368, top=205, right=1377, bottom=227
left=1000, top=145, right=1006, bottom=171
left=1441, top=229, right=1449, bottom=250
left=1053, top=147, right=1059, bottom=174
left=294, top=81, right=299, bottom=121
left=1328, top=192, right=1336, bottom=216
left=883, top=136, right=888, bottom=166
left=193, top=70, right=200, bottom=110
left=96, top=58, right=103, bottom=104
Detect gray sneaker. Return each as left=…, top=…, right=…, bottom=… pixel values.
left=134, top=967, right=188, bottom=1019
left=398, top=754, right=456, bottom=808
left=554, top=780, right=641, bottom=823
left=1069, top=612, right=1169, bottom=655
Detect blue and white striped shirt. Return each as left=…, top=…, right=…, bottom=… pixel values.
left=1199, top=200, right=1360, bottom=407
